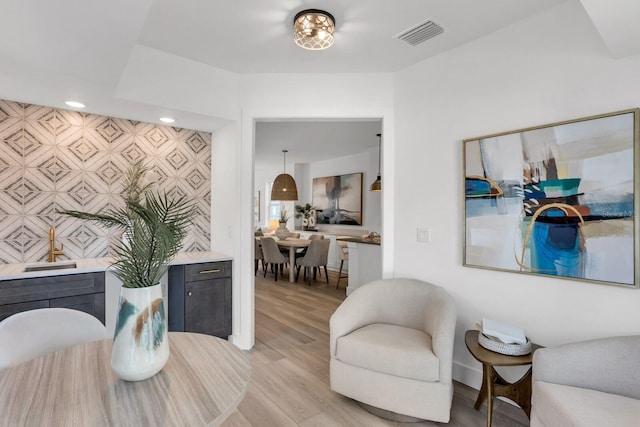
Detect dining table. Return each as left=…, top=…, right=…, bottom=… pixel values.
left=275, top=238, right=310, bottom=282
left=0, top=332, right=250, bottom=427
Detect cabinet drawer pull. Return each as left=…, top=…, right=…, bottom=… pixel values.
left=199, top=269, right=221, bottom=274
left=187, top=291, right=193, bottom=297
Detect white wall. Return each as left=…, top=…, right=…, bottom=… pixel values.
left=210, top=120, right=249, bottom=348
left=394, top=0, right=640, bottom=387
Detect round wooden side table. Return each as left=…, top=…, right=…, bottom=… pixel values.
left=464, top=329, right=542, bottom=427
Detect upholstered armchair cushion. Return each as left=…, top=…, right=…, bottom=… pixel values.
left=330, top=278, right=456, bottom=422
left=531, top=335, right=640, bottom=427
left=335, top=324, right=440, bottom=382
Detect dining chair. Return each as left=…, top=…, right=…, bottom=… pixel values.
left=0, top=308, right=108, bottom=370
left=295, top=239, right=330, bottom=285
left=255, top=239, right=264, bottom=276
left=336, top=240, right=349, bottom=289
left=297, top=233, right=324, bottom=259
left=260, top=237, right=288, bottom=282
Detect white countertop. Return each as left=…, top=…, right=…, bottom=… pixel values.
left=0, top=251, right=232, bottom=281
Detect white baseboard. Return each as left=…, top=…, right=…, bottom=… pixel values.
left=453, top=360, right=482, bottom=390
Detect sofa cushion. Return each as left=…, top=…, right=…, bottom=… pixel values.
left=335, top=323, right=439, bottom=382
left=533, top=381, right=640, bottom=427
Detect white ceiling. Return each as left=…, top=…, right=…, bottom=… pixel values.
left=138, top=0, right=565, bottom=73
left=0, top=0, right=637, bottom=134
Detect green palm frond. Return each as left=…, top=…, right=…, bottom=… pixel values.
left=59, top=162, right=194, bottom=288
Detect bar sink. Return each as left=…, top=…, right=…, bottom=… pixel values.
left=23, top=262, right=78, bottom=272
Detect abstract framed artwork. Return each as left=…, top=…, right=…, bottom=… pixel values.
left=463, top=109, right=639, bottom=288
left=312, top=173, right=363, bottom=225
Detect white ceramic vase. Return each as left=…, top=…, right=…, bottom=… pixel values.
left=111, top=283, right=169, bottom=381
left=275, top=223, right=289, bottom=240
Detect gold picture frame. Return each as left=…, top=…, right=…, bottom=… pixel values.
left=463, top=108, right=639, bottom=288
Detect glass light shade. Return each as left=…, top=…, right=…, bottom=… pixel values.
left=293, top=9, right=335, bottom=50
left=271, top=173, right=299, bottom=201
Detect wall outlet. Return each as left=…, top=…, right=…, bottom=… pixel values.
left=417, top=227, right=431, bottom=243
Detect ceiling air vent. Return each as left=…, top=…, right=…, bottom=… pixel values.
left=395, top=20, right=444, bottom=47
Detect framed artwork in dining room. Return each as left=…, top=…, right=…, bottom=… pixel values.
left=463, top=108, right=639, bottom=288
left=312, top=173, right=363, bottom=226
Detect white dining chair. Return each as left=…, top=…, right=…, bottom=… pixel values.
left=0, top=308, right=108, bottom=370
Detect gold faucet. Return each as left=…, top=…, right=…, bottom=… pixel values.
left=48, top=227, right=64, bottom=262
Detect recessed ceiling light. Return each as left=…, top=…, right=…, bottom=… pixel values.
left=65, top=101, right=85, bottom=108
left=160, top=117, right=175, bottom=123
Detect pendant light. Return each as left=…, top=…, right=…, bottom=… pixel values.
left=370, top=133, right=382, bottom=192
left=271, top=149, right=299, bottom=201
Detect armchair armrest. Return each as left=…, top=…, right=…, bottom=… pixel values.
left=533, top=335, right=640, bottom=399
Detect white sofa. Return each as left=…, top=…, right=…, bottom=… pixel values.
left=329, top=278, right=457, bottom=422
left=531, top=335, right=640, bottom=427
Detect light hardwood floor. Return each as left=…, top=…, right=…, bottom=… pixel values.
left=222, top=267, right=530, bottom=427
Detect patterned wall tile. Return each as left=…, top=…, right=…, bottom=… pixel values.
left=0, top=192, right=21, bottom=215
left=83, top=171, right=110, bottom=194
left=83, top=151, right=109, bottom=175
left=82, top=192, right=111, bottom=214
left=0, top=100, right=23, bottom=118
left=24, top=119, right=55, bottom=145
left=0, top=117, right=24, bottom=146
left=56, top=237, right=84, bottom=260
left=22, top=238, right=49, bottom=263
left=55, top=146, right=83, bottom=171
left=22, top=215, right=51, bottom=241
left=111, top=117, right=136, bottom=135
left=55, top=192, right=84, bottom=213
left=56, top=169, right=83, bottom=193
left=0, top=240, right=23, bottom=263
left=165, top=147, right=189, bottom=171
left=24, top=167, right=55, bottom=192
left=24, top=104, right=53, bottom=121
left=184, top=130, right=210, bottom=154
left=0, top=215, right=23, bottom=240
left=55, top=109, right=83, bottom=127
left=84, top=127, right=110, bottom=152
left=55, top=123, right=83, bottom=147
left=121, top=143, right=147, bottom=164
left=84, top=237, right=108, bottom=258
left=0, top=141, right=23, bottom=168
left=22, top=191, right=55, bottom=217
left=0, top=98, right=212, bottom=262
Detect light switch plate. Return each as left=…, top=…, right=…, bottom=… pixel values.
left=417, top=227, right=431, bottom=243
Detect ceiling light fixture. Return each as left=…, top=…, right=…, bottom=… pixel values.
left=271, top=149, right=299, bottom=201
left=160, top=117, right=175, bottom=123
left=293, top=9, right=335, bottom=50
left=65, top=101, right=85, bottom=108
left=370, top=133, right=382, bottom=192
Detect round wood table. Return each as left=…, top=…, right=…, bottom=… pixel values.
left=465, top=329, right=542, bottom=427
left=276, top=238, right=310, bottom=282
left=0, top=332, right=250, bottom=427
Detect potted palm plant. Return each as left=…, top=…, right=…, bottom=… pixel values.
left=274, top=206, right=291, bottom=240
left=60, top=161, right=194, bottom=381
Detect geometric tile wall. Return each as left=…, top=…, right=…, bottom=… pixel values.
left=0, top=99, right=211, bottom=264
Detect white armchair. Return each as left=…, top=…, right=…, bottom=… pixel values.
left=0, top=308, right=108, bottom=370
left=329, top=278, right=457, bottom=422
left=532, top=335, right=640, bottom=427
